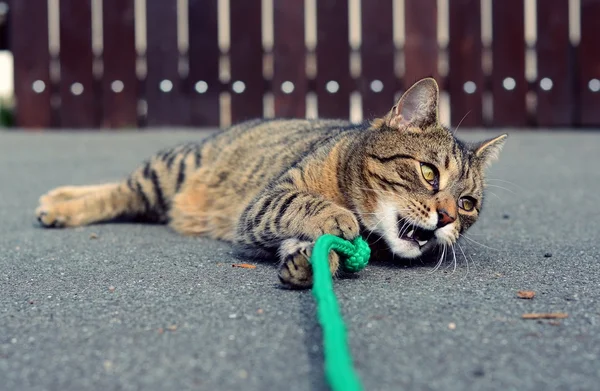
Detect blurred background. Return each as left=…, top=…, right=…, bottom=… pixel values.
left=0, top=0, right=598, bottom=130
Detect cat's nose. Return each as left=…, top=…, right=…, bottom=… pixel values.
left=437, top=209, right=456, bottom=228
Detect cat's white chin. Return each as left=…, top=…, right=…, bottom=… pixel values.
left=386, top=236, right=425, bottom=258
left=368, top=201, right=437, bottom=259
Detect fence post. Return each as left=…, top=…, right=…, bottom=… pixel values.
left=230, top=0, right=263, bottom=123
left=579, top=0, right=600, bottom=126
left=360, top=0, right=395, bottom=121
left=448, top=0, right=483, bottom=127
left=188, top=0, right=220, bottom=127
left=536, top=0, right=572, bottom=126
left=316, top=0, right=350, bottom=119
left=102, top=0, right=138, bottom=128
left=11, top=0, right=52, bottom=128
left=59, top=0, right=98, bottom=128
left=272, top=0, right=306, bottom=119
left=404, top=0, right=438, bottom=86
left=146, top=1, right=189, bottom=126
left=491, top=0, right=527, bottom=127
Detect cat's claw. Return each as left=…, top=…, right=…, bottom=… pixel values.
left=36, top=207, right=67, bottom=228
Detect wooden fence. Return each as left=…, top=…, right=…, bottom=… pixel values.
left=6, top=0, right=600, bottom=129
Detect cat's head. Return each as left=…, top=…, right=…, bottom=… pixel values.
left=353, top=78, right=507, bottom=259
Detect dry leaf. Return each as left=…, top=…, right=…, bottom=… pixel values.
left=522, top=313, right=568, bottom=320
left=232, top=263, right=257, bottom=269
left=517, top=290, right=535, bottom=299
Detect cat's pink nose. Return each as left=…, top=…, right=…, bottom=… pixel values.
left=437, top=209, right=456, bottom=228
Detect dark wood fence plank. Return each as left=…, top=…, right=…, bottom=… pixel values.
left=146, top=2, right=189, bottom=126
left=360, top=0, right=395, bottom=120
left=230, top=0, right=263, bottom=122
left=11, top=0, right=52, bottom=128
left=316, top=0, right=350, bottom=119
left=579, top=0, right=600, bottom=126
left=102, top=0, right=137, bottom=128
left=491, top=0, right=526, bottom=126
left=272, top=0, right=306, bottom=118
left=536, top=0, right=571, bottom=126
left=188, top=0, right=220, bottom=126
left=448, top=0, right=483, bottom=127
left=59, top=0, right=97, bottom=128
left=404, top=0, right=438, bottom=87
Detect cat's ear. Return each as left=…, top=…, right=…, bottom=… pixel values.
left=386, top=78, right=440, bottom=129
left=474, top=134, right=508, bottom=167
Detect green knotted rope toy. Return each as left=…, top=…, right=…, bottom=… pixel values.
left=310, top=234, right=371, bottom=391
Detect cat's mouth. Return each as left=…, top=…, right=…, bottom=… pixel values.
left=397, top=217, right=435, bottom=248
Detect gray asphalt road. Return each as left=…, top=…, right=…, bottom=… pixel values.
left=1, top=129, right=598, bottom=391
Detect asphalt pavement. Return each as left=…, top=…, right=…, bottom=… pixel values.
left=1, top=129, right=598, bottom=391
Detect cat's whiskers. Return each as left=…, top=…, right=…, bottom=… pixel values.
left=429, top=244, right=446, bottom=274
left=365, top=214, right=389, bottom=242
left=452, top=110, right=472, bottom=135
left=451, top=245, right=458, bottom=274
left=459, top=233, right=500, bottom=251
left=487, top=177, right=524, bottom=189
left=485, top=184, right=517, bottom=195
left=456, top=241, right=470, bottom=280
left=397, top=216, right=416, bottom=238
left=484, top=190, right=502, bottom=202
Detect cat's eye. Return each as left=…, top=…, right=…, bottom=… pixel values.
left=420, top=163, right=438, bottom=186
left=458, top=197, right=476, bottom=211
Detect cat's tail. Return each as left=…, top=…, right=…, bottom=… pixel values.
left=35, top=143, right=203, bottom=228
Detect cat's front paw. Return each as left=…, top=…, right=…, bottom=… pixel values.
left=319, top=208, right=360, bottom=240
left=277, top=238, right=340, bottom=289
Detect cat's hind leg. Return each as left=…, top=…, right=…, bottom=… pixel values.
left=35, top=143, right=204, bottom=228
left=38, top=183, right=121, bottom=206
left=35, top=182, right=147, bottom=228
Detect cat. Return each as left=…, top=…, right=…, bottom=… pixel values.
left=35, top=78, right=507, bottom=288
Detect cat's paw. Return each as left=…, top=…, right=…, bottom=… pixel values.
left=319, top=208, right=360, bottom=240
left=36, top=204, right=69, bottom=228
left=277, top=238, right=340, bottom=289
left=35, top=202, right=85, bottom=228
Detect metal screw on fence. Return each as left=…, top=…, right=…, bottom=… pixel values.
left=32, top=80, right=46, bottom=94
left=71, top=83, right=84, bottom=96
left=159, top=80, right=173, bottom=93
left=540, top=78, right=553, bottom=91
left=281, top=81, right=294, bottom=94
left=589, top=79, right=600, bottom=93
left=195, top=81, right=208, bottom=94
left=370, top=80, right=383, bottom=93
left=326, top=81, right=339, bottom=94
left=463, top=81, right=476, bottom=94
left=502, top=77, right=516, bottom=91
left=111, top=80, right=124, bottom=93
left=232, top=81, right=246, bottom=94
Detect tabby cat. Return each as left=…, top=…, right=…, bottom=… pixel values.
left=36, top=78, right=506, bottom=288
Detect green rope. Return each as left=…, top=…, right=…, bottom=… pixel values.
left=310, top=234, right=371, bottom=391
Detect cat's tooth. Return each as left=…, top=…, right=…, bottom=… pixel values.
left=406, top=230, right=415, bottom=238
left=417, top=239, right=428, bottom=247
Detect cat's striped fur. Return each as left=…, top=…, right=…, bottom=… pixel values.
left=36, top=79, right=507, bottom=288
